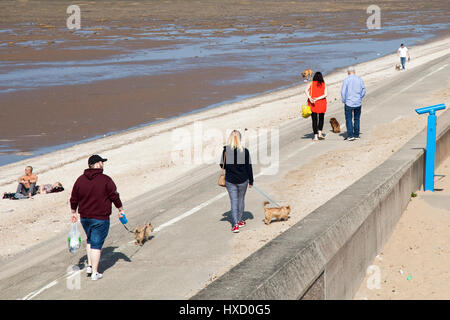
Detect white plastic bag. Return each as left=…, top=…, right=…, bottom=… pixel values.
left=68, top=223, right=81, bottom=253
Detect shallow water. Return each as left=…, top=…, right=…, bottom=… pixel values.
left=0, top=16, right=447, bottom=92
left=0, top=1, right=449, bottom=166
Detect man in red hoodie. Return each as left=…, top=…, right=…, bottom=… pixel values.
left=70, top=154, right=125, bottom=281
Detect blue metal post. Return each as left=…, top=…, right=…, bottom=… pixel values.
left=424, top=113, right=437, bottom=191
left=415, top=103, right=446, bottom=192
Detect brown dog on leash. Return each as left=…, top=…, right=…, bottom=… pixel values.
left=263, top=201, right=291, bottom=225
left=134, top=223, right=154, bottom=246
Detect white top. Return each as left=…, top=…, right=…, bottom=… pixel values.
left=398, top=47, right=409, bottom=57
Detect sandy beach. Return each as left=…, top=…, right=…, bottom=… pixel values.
left=0, top=36, right=449, bottom=263
left=354, top=155, right=450, bottom=300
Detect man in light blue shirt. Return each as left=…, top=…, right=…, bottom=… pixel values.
left=341, top=66, right=366, bottom=140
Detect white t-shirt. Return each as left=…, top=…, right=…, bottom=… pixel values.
left=398, top=47, right=409, bottom=58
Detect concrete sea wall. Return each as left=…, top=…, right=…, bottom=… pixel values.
left=192, top=109, right=450, bottom=300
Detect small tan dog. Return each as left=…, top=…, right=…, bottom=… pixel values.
left=395, top=64, right=401, bottom=71
left=301, top=68, right=313, bottom=81
left=134, top=223, right=154, bottom=246
left=263, top=201, right=291, bottom=225
left=330, top=117, right=341, bottom=133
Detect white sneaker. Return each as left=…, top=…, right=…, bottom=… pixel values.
left=91, top=272, right=103, bottom=281
left=348, top=137, right=355, bottom=141
left=86, top=266, right=92, bottom=276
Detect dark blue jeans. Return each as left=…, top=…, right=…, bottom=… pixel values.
left=400, top=57, right=406, bottom=69
left=225, top=180, right=248, bottom=227
left=344, top=105, right=361, bottom=138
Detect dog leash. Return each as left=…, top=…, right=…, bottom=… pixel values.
left=121, top=223, right=133, bottom=233
left=252, top=185, right=281, bottom=208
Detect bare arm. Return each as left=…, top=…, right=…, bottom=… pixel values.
left=29, top=175, right=37, bottom=184
left=71, top=209, right=78, bottom=222
left=304, top=85, right=313, bottom=102
left=70, top=181, right=79, bottom=222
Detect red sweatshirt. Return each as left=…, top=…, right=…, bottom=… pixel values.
left=70, top=169, right=122, bottom=220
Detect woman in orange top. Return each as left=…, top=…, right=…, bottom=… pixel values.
left=305, top=72, right=328, bottom=141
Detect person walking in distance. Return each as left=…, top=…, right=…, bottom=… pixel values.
left=341, top=66, right=366, bottom=141
left=397, top=43, right=411, bottom=70
left=70, top=155, right=125, bottom=281
left=305, top=71, right=328, bottom=141
left=220, top=130, right=254, bottom=233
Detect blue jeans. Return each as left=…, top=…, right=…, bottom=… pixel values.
left=345, top=105, right=361, bottom=138
left=400, top=57, right=406, bottom=69
left=15, top=182, right=36, bottom=198
left=225, top=180, right=248, bottom=226
left=80, top=218, right=110, bottom=250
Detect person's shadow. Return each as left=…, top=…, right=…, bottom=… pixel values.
left=338, top=132, right=363, bottom=140
left=77, top=246, right=131, bottom=273
left=338, top=132, right=347, bottom=139
left=301, top=132, right=315, bottom=140
left=221, top=210, right=254, bottom=227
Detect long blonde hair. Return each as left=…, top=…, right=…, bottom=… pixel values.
left=227, top=130, right=243, bottom=151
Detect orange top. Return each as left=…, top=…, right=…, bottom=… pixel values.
left=307, top=81, right=327, bottom=113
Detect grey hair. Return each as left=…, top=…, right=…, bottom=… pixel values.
left=347, top=66, right=356, bottom=73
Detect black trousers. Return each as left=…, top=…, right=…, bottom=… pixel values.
left=311, top=112, right=325, bottom=134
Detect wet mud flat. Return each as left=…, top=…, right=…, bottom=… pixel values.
left=0, top=0, right=449, bottom=165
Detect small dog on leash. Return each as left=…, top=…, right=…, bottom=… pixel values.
left=301, top=69, right=313, bottom=81
left=395, top=64, right=401, bottom=71
left=330, top=117, right=341, bottom=133
left=134, top=223, right=154, bottom=246
left=263, top=201, right=291, bottom=225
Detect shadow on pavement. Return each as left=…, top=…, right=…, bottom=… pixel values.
left=221, top=210, right=254, bottom=226
left=301, top=132, right=315, bottom=139
left=76, top=246, right=132, bottom=273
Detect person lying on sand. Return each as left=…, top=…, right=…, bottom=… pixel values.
left=37, top=182, right=64, bottom=194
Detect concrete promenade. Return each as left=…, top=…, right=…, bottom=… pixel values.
left=0, top=52, right=449, bottom=300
